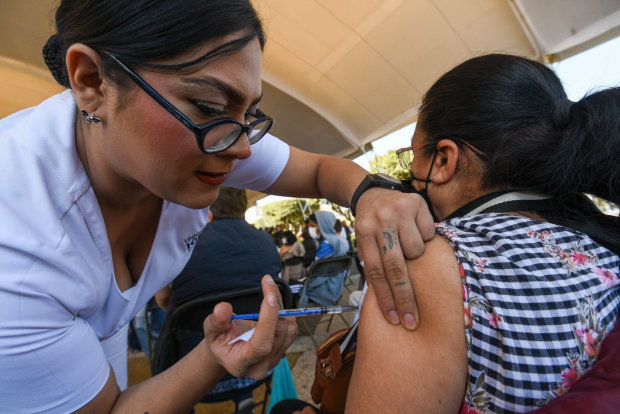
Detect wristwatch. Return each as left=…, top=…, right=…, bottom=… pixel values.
left=350, top=173, right=414, bottom=217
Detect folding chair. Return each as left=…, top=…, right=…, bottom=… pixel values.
left=282, top=255, right=305, bottom=283
left=297, top=255, right=352, bottom=346
left=343, top=249, right=358, bottom=292
left=302, top=248, right=317, bottom=268
left=168, top=279, right=292, bottom=413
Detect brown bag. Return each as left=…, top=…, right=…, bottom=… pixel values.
left=310, top=321, right=358, bottom=414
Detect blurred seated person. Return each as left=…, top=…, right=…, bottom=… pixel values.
left=301, top=226, right=318, bottom=252
left=334, top=218, right=352, bottom=251
left=151, top=187, right=281, bottom=394
left=273, top=224, right=284, bottom=244
left=279, top=231, right=306, bottom=282
left=298, top=211, right=350, bottom=307
left=130, top=300, right=165, bottom=360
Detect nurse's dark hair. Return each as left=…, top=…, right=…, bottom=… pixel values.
left=417, top=53, right=620, bottom=253
left=42, top=0, right=265, bottom=90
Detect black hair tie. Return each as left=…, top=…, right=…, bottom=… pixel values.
left=552, top=99, right=574, bottom=130
left=42, top=34, right=70, bottom=88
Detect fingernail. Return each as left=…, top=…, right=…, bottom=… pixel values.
left=404, top=313, right=416, bottom=330
left=266, top=275, right=275, bottom=285
left=267, top=293, right=276, bottom=307
left=388, top=311, right=400, bottom=325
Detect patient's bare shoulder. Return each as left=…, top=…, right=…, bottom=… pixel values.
left=346, top=236, right=468, bottom=414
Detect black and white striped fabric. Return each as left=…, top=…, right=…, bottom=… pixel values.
left=436, top=213, right=620, bottom=414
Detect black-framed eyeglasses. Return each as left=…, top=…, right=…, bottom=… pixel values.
left=104, top=53, right=275, bottom=154
left=395, top=139, right=485, bottom=170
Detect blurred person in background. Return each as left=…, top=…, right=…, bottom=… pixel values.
left=152, top=187, right=280, bottom=410
left=279, top=230, right=306, bottom=282
left=299, top=211, right=350, bottom=307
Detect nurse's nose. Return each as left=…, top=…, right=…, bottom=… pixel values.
left=219, top=131, right=252, bottom=160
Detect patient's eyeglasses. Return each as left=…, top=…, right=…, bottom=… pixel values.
left=396, top=139, right=485, bottom=170
left=104, top=53, right=274, bottom=154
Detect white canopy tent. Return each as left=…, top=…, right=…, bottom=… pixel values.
left=1, top=0, right=618, bottom=186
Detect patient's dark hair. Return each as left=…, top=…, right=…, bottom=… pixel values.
left=43, top=0, right=264, bottom=91
left=418, top=54, right=620, bottom=253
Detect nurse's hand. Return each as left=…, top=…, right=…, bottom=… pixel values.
left=355, top=188, right=435, bottom=330
left=202, top=275, right=297, bottom=380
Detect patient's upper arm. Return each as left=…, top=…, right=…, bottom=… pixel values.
left=345, top=236, right=468, bottom=414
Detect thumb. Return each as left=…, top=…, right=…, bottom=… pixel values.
left=204, top=302, right=233, bottom=337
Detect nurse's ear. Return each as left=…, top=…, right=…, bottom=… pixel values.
left=65, top=44, right=108, bottom=120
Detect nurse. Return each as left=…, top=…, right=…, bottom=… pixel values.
left=0, top=0, right=434, bottom=412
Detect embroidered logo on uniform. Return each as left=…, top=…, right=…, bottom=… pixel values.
left=184, top=230, right=202, bottom=252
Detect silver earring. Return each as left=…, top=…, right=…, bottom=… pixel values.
left=81, top=109, right=101, bottom=124
left=429, top=176, right=434, bottom=183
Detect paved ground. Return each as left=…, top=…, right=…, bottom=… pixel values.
left=128, top=271, right=362, bottom=413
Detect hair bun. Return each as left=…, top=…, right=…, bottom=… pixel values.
left=42, top=34, right=70, bottom=88
left=552, top=99, right=574, bottom=130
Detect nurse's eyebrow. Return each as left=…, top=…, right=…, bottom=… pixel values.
left=182, top=76, right=263, bottom=106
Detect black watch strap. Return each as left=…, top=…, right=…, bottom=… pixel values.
left=350, top=175, right=373, bottom=217
left=350, top=174, right=410, bottom=217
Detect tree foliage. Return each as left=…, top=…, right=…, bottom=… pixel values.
left=370, top=149, right=411, bottom=180
left=261, top=198, right=322, bottom=229
left=329, top=202, right=354, bottom=222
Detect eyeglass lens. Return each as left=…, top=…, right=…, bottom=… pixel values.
left=248, top=119, right=272, bottom=142
left=203, top=119, right=272, bottom=152
left=398, top=149, right=413, bottom=170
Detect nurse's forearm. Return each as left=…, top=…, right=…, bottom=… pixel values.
left=266, top=147, right=367, bottom=207
left=111, top=339, right=226, bottom=413
left=315, top=156, right=367, bottom=207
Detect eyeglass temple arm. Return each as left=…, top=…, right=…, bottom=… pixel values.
left=103, top=53, right=199, bottom=133
left=397, top=141, right=485, bottom=156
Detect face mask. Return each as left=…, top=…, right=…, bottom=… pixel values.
left=408, top=148, right=440, bottom=222
left=282, top=239, right=288, bottom=245
left=308, top=227, right=318, bottom=239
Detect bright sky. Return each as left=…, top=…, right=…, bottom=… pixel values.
left=257, top=35, right=620, bottom=208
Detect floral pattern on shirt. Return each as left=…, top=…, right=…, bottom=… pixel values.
left=527, top=230, right=600, bottom=274
left=437, top=223, right=499, bottom=412
left=438, top=221, right=618, bottom=413
left=537, top=296, right=611, bottom=405
left=460, top=372, right=492, bottom=414
left=436, top=224, right=497, bottom=335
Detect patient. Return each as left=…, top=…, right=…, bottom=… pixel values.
left=344, top=55, right=620, bottom=414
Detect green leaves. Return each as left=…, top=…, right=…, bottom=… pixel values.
left=370, top=150, right=411, bottom=181
left=261, top=198, right=321, bottom=229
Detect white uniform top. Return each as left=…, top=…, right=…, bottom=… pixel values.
left=0, top=91, right=290, bottom=413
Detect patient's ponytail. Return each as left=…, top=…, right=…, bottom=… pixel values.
left=417, top=54, right=620, bottom=253
left=547, top=88, right=620, bottom=205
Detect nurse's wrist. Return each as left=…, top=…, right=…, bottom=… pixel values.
left=199, top=339, right=228, bottom=378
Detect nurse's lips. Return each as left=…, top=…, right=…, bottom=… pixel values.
left=195, top=171, right=228, bottom=185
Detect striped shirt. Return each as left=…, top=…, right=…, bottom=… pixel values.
left=436, top=213, right=620, bottom=413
